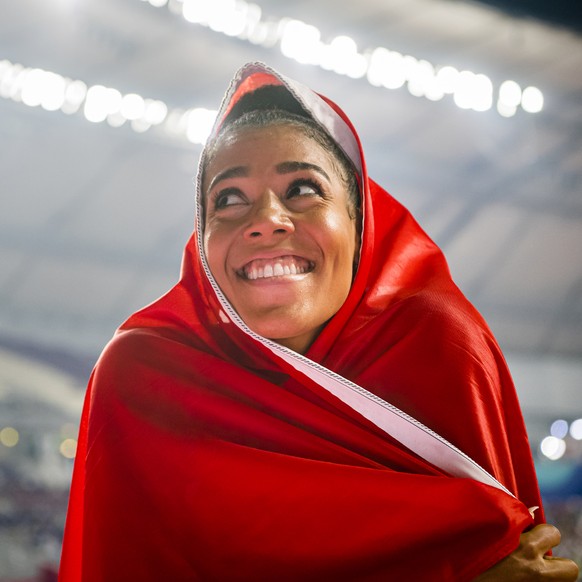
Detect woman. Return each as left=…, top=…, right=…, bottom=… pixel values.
left=59, top=62, right=578, bottom=580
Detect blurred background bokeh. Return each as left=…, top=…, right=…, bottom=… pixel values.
left=0, top=0, right=581, bottom=578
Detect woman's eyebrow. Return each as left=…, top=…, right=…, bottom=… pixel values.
left=276, top=161, right=330, bottom=182
left=207, top=166, right=248, bottom=191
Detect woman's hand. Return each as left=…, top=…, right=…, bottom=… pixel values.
left=475, top=524, right=579, bottom=581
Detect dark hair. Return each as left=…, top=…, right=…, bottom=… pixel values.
left=222, top=84, right=310, bottom=125
left=201, top=86, right=360, bottom=218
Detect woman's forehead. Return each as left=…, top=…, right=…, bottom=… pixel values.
left=211, top=122, right=321, bottom=153
left=204, top=124, right=339, bottom=180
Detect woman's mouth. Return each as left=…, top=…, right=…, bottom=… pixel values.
left=238, top=255, right=315, bottom=281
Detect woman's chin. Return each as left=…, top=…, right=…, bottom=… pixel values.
left=243, top=316, right=322, bottom=354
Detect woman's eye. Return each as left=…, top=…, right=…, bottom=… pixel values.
left=287, top=180, right=321, bottom=199
left=214, top=189, right=244, bottom=210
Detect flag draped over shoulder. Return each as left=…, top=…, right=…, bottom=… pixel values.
left=59, top=62, right=542, bottom=582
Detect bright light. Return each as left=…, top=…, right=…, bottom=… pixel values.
left=62, top=79, right=87, bottom=114
left=60, top=438, right=77, bottom=459
left=384, top=53, right=406, bottom=89
left=497, top=100, right=516, bottom=118
left=436, top=66, right=459, bottom=94
left=471, top=74, right=493, bottom=112
left=424, top=78, right=445, bottom=101
left=550, top=419, right=569, bottom=439
left=0, top=59, right=181, bottom=138
left=186, top=107, right=217, bottom=144
left=120, top=92, right=146, bottom=120
left=320, top=36, right=367, bottom=78
left=164, top=108, right=189, bottom=136
left=84, top=85, right=122, bottom=123
left=522, top=86, right=543, bottom=113
left=41, top=72, right=67, bottom=111
left=240, top=4, right=262, bottom=41
left=20, top=69, right=67, bottom=111
left=20, top=68, right=44, bottom=107
left=247, top=19, right=270, bottom=45
left=135, top=1, right=544, bottom=117
left=367, top=48, right=406, bottom=90
left=450, top=71, right=493, bottom=111
left=107, top=111, right=126, bottom=127
left=367, top=47, right=389, bottom=87
left=407, top=59, right=435, bottom=98
left=0, top=41, right=546, bottom=147
left=0, top=427, right=19, bottom=447
left=540, top=436, right=566, bottom=460
left=453, top=71, right=476, bottom=109
left=207, top=0, right=235, bottom=27
left=207, top=0, right=247, bottom=37
left=499, top=80, right=522, bottom=108
left=570, top=418, right=582, bottom=440
left=221, top=10, right=247, bottom=37
left=280, top=19, right=321, bottom=65
left=182, top=0, right=212, bottom=24
left=144, top=99, right=168, bottom=125
left=0, top=63, right=24, bottom=100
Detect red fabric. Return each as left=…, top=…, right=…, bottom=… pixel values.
left=59, top=65, right=542, bottom=581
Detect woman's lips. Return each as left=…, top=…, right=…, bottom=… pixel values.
left=237, top=255, right=314, bottom=281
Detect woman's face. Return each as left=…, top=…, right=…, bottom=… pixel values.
left=203, top=124, right=359, bottom=354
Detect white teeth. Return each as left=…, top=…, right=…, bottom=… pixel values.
left=242, top=257, right=312, bottom=280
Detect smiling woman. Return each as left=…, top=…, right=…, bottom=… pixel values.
left=203, top=121, right=359, bottom=354
left=59, top=63, right=578, bottom=581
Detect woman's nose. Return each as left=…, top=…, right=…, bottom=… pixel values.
left=243, top=191, right=295, bottom=240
